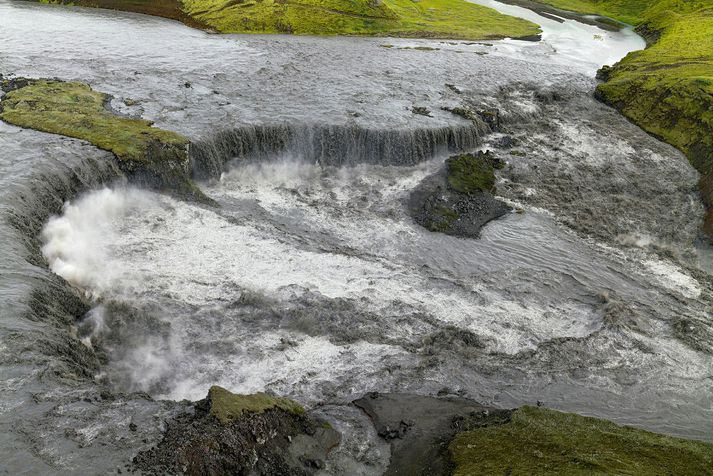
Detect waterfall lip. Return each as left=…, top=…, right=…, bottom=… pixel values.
left=188, top=120, right=493, bottom=180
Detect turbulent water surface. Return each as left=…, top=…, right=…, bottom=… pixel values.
left=1, top=0, right=712, bottom=473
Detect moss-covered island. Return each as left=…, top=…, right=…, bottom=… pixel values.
left=450, top=406, right=713, bottom=475
left=31, top=0, right=541, bottom=40
left=529, top=0, right=713, bottom=233
left=409, top=151, right=512, bottom=236
left=0, top=78, right=206, bottom=200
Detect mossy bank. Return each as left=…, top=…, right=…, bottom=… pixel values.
left=450, top=406, right=713, bottom=475
left=530, top=0, right=713, bottom=235
left=29, top=0, right=541, bottom=40
left=0, top=78, right=207, bottom=201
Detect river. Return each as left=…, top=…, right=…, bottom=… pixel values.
left=0, top=0, right=711, bottom=473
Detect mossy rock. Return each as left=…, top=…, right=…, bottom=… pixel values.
left=449, top=406, right=713, bottom=475
left=446, top=151, right=503, bottom=195
left=409, top=151, right=510, bottom=237
left=0, top=79, right=188, bottom=164
left=427, top=205, right=460, bottom=232
left=208, top=385, right=305, bottom=425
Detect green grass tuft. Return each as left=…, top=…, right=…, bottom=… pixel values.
left=450, top=406, right=713, bottom=475
left=0, top=79, right=188, bottom=163
left=428, top=205, right=460, bottom=232
left=446, top=152, right=499, bottom=194
left=208, top=386, right=305, bottom=425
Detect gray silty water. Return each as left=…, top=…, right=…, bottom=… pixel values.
left=1, top=0, right=712, bottom=473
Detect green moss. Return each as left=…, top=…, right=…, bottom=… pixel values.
left=0, top=79, right=212, bottom=202
left=178, top=0, right=541, bottom=40
left=446, top=152, right=498, bottom=194
left=0, top=80, right=188, bottom=163
left=208, top=386, right=305, bottom=425
left=450, top=406, right=713, bottom=475
left=30, top=0, right=541, bottom=44
left=595, top=6, right=713, bottom=167
left=427, top=205, right=460, bottom=232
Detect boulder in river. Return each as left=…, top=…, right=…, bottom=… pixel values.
left=132, top=386, right=341, bottom=475
left=408, top=150, right=511, bottom=237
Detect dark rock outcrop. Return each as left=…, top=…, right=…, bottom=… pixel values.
left=132, top=386, right=340, bottom=475
left=408, top=151, right=511, bottom=237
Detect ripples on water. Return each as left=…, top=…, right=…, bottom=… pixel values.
left=43, top=156, right=713, bottom=440
left=0, top=0, right=712, bottom=472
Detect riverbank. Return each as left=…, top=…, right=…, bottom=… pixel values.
left=527, top=0, right=713, bottom=234
left=24, top=0, right=541, bottom=40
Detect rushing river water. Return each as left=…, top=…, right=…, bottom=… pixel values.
left=1, top=0, right=712, bottom=473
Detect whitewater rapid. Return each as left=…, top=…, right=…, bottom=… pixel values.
left=1, top=0, right=712, bottom=473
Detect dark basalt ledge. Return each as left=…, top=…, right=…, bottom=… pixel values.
left=133, top=386, right=341, bottom=475
left=353, top=392, right=512, bottom=476
left=16, top=0, right=211, bottom=30
left=409, top=150, right=512, bottom=237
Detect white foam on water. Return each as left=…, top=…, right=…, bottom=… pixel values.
left=39, top=160, right=710, bottom=412
left=157, top=335, right=409, bottom=402
left=41, top=187, right=155, bottom=299
left=41, top=163, right=619, bottom=401
left=644, top=259, right=701, bottom=299
left=468, top=0, right=645, bottom=75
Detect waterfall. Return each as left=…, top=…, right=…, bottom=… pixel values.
left=189, top=122, right=490, bottom=180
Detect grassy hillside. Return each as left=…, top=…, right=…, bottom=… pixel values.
left=181, top=0, right=540, bottom=38
left=33, top=0, right=541, bottom=40
left=531, top=0, right=713, bottom=233
left=450, top=406, right=713, bottom=475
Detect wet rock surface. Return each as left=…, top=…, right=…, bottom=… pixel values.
left=133, top=386, right=340, bottom=475
left=1, top=3, right=713, bottom=474
left=353, top=392, right=512, bottom=476
left=409, top=151, right=511, bottom=237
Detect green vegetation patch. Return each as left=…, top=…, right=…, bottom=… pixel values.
left=427, top=205, right=460, bottom=232
left=446, top=152, right=503, bottom=194
left=596, top=7, right=713, bottom=171
left=0, top=79, right=188, bottom=163
left=450, top=406, right=713, bottom=475
left=208, top=385, right=305, bottom=425
left=180, top=0, right=541, bottom=39
left=31, top=0, right=541, bottom=43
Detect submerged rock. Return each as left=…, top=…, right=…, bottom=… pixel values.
left=132, top=386, right=340, bottom=475
left=408, top=151, right=511, bottom=237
